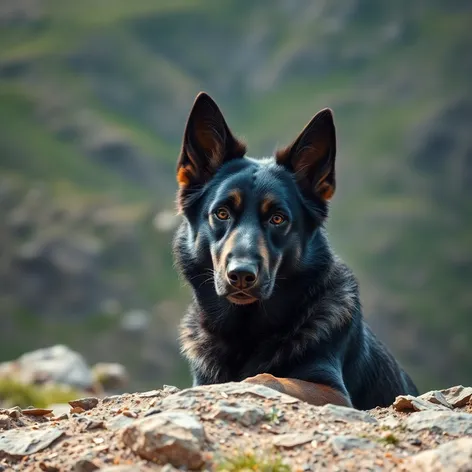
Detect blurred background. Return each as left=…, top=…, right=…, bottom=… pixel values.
left=0, top=0, right=471, bottom=404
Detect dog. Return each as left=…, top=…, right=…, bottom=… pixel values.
left=173, top=92, right=418, bottom=409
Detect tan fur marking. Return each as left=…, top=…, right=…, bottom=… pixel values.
left=228, top=190, right=243, bottom=210
left=316, top=181, right=335, bottom=200
left=258, top=235, right=270, bottom=272
left=261, top=195, right=276, bottom=214
left=177, top=166, right=192, bottom=187
left=219, top=231, right=238, bottom=269
left=243, top=373, right=351, bottom=407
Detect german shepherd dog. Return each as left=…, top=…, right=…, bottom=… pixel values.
left=173, top=92, right=418, bottom=409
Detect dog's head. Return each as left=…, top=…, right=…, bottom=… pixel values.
left=175, top=92, right=336, bottom=306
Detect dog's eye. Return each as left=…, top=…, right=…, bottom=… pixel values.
left=215, top=207, right=230, bottom=221
left=269, top=213, right=286, bottom=225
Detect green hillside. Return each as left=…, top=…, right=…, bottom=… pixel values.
left=0, top=0, right=471, bottom=391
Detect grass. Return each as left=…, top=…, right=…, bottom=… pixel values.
left=215, top=450, right=291, bottom=472
left=0, top=378, right=82, bottom=409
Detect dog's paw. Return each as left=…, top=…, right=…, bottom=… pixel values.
left=242, top=373, right=284, bottom=392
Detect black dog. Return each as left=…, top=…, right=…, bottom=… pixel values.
left=173, top=92, right=418, bottom=409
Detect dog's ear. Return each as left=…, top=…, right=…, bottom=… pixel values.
left=177, top=92, right=246, bottom=189
left=276, top=108, right=336, bottom=201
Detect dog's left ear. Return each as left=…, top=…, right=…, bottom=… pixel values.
left=276, top=108, right=336, bottom=201
left=177, top=92, right=246, bottom=189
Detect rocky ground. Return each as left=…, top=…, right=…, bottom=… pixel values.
left=1, top=383, right=472, bottom=472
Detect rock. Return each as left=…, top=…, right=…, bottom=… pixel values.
left=0, top=427, right=64, bottom=455
left=22, top=408, right=54, bottom=416
left=121, top=411, right=205, bottom=469
left=106, top=414, right=136, bottom=431
left=70, top=406, right=86, bottom=414
left=418, top=391, right=453, bottom=409
left=406, top=411, right=472, bottom=435
left=99, top=467, right=152, bottom=472
left=138, top=390, right=161, bottom=399
left=211, top=401, right=265, bottom=426
left=5, top=406, right=22, bottom=419
left=177, top=382, right=295, bottom=402
left=272, top=433, right=314, bottom=448
left=83, top=419, right=105, bottom=431
left=380, top=415, right=401, bottom=429
left=0, top=345, right=94, bottom=390
left=320, top=404, right=378, bottom=424
left=92, top=363, right=129, bottom=391
left=39, top=463, right=60, bottom=472
left=440, top=385, right=472, bottom=408
left=161, top=394, right=196, bottom=411
left=162, top=385, right=181, bottom=395
left=69, top=397, right=99, bottom=411
left=73, top=459, right=99, bottom=472
left=406, top=437, right=472, bottom=471
left=330, top=435, right=377, bottom=453
left=0, top=415, right=11, bottom=430
left=393, top=395, right=451, bottom=412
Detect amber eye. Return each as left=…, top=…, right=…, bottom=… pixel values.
left=215, top=207, right=230, bottom=221
left=269, top=213, right=285, bottom=225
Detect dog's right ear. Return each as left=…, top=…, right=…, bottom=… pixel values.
left=177, top=92, right=246, bottom=191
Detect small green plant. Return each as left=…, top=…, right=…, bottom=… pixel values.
left=0, top=378, right=82, bottom=408
left=215, top=449, right=291, bottom=472
left=266, top=406, right=284, bottom=424
left=379, top=432, right=399, bottom=446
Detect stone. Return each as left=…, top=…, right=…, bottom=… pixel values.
left=69, top=397, right=99, bottom=411
left=73, top=459, right=99, bottom=472
left=138, top=390, right=162, bottom=399
left=39, top=463, right=60, bottom=472
left=106, top=414, right=136, bottom=431
left=83, top=419, right=105, bottom=431
left=92, top=363, right=129, bottom=391
left=393, top=395, right=451, bottom=412
left=183, top=382, right=295, bottom=402
left=0, top=415, right=11, bottom=430
left=99, top=467, right=152, bottom=472
left=329, top=435, right=377, bottom=453
left=440, top=385, right=472, bottom=408
left=161, top=394, right=197, bottom=411
left=320, top=404, right=378, bottom=424
left=418, top=390, right=453, bottom=408
left=211, top=401, right=265, bottom=426
left=0, top=345, right=94, bottom=390
left=380, top=415, right=401, bottom=429
left=272, top=433, right=314, bottom=448
left=0, top=427, right=64, bottom=455
left=22, top=408, right=54, bottom=416
left=406, top=410, right=472, bottom=435
left=121, top=411, right=205, bottom=469
left=162, top=385, right=181, bottom=395
left=406, top=437, right=472, bottom=471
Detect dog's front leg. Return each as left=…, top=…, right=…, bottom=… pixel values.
left=243, top=373, right=352, bottom=407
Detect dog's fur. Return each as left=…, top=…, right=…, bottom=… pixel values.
left=173, top=92, right=418, bottom=409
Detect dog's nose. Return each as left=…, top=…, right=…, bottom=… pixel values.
left=226, top=261, right=258, bottom=289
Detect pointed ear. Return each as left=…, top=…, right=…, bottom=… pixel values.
left=176, top=92, right=246, bottom=189
left=276, top=108, right=336, bottom=201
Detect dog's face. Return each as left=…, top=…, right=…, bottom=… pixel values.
left=176, top=93, right=336, bottom=306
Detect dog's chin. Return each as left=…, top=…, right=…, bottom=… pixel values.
left=226, top=294, right=259, bottom=305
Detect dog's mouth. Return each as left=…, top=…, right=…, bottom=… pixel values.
left=226, top=291, right=258, bottom=305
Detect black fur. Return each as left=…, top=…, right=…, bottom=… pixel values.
left=174, top=93, right=418, bottom=409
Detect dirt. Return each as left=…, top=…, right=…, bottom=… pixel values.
left=1, top=383, right=471, bottom=471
